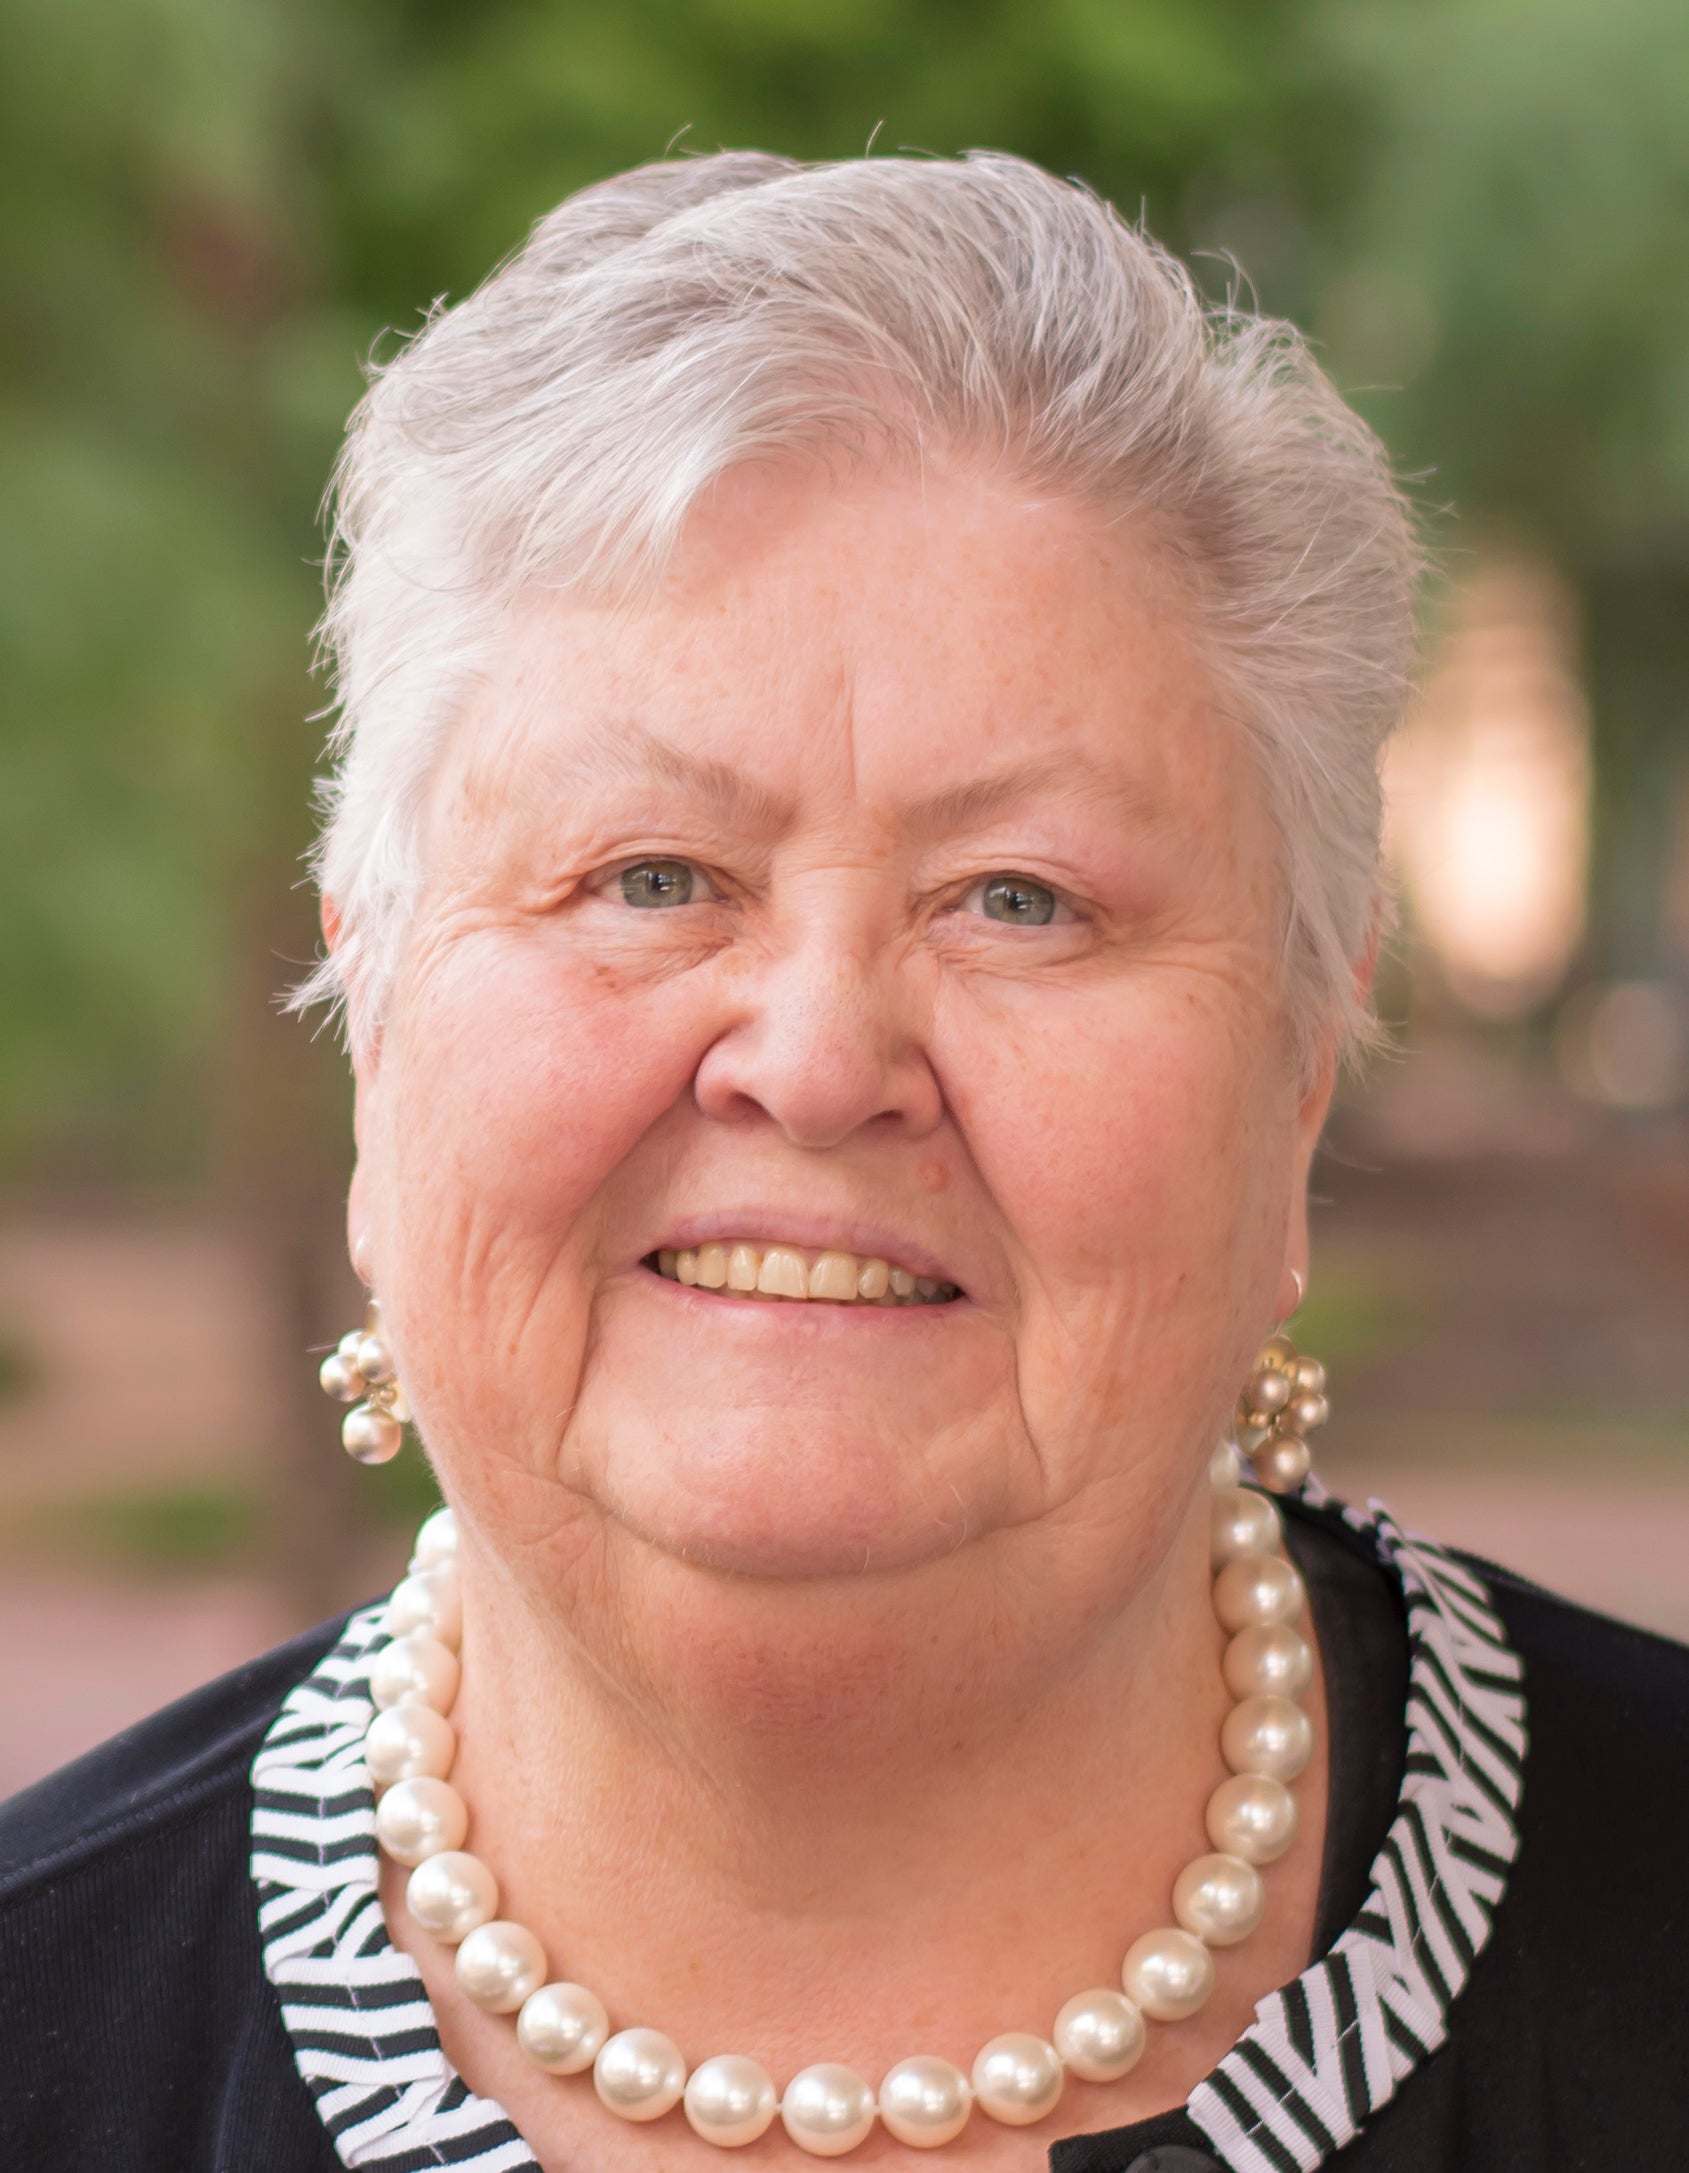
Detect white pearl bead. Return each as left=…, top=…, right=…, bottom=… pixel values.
left=1222, top=1623, right=1313, bottom=1700
left=518, top=1982, right=609, bottom=2074
left=384, top=1567, right=462, bottom=1649
left=319, top=1351, right=362, bottom=1402
left=594, top=2028, right=687, bottom=2122
left=1246, top=1365, right=1293, bottom=1416
left=337, top=1328, right=367, bottom=1368
left=1252, top=1433, right=1311, bottom=1494
left=1208, top=1439, right=1242, bottom=1488
left=1052, top=1989, right=1145, bottom=2083
left=1173, top=1851, right=1266, bottom=1946
left=780, top=2063, right=877, bottom=2156
left=410, top=1505, right=458, bottom=1570
left=363, top=1702, right=456, bottom=1784
left=369, top=1631, right=460, bottom=1714
left=1212, top=1551, right=1305, bottom=1633
left=1221, top=1693, right=1314, bottom=1781
left=405, top=1849, right=496, bottom=1942
left=1205, top=1772, right=1299, bottom=1863
left=970, top=2033, right=1064, bottom=2127
left=343, top=1402, right=403, bottom=1465
left=684, top=2053, right=779, bottom=2147
left=356, top=1331, right=396, bottom=1384
left=374, top=1776, right=467, bottom=1866
left=456, top=1920, right=547, bottom=2013
left=1122, top=1928, right=1215, bottom=2021
left=877, top=2055, right=972, bottom=2147
left=1210, top=1486, right=1283, bottom=1569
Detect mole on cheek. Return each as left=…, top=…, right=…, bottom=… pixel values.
left=917, top=1159, right=950, bottom=1193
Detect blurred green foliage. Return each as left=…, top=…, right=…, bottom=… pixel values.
left=0, top=1324, right=36, bottom=1401
left=35, top=1478, right=263, bottom=1570
left=12, top=1452, right=439, bottom=1575
left=3, top=0, right=1686, bottom=1184
left=1289, top=1247, right=1438, bottom=1379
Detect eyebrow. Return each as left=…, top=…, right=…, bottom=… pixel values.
left=903, top=753, right=1160, bottom=840
left=536, top=720, right=1157, bottom=843
left=542, top=717, right=795, bottom=835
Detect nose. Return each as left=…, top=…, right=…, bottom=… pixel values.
left=692, top=918, right=944, bottom=1149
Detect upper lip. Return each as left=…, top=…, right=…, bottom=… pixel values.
left=641, top=1211, right=966, bottom=1293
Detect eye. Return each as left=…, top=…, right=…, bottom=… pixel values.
left=613, top=858, right=711, bottom=908
left=967, top=873, right=1062, bottom=927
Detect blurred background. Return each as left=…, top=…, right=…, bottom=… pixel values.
left=3, top=0, right=1686, bottom=1793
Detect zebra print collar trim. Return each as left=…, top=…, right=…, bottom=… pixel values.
left=1186, top=1491, right=1527, bottom=2171
left=251, top=1496, right=1525, bottom=2172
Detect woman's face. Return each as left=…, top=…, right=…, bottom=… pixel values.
left=350, top=460, right=1328, bottom=1641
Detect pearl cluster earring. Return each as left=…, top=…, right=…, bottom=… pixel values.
left=319, top=1298, right=410, bottom=1465
left=1232, top=1331, right=1328, bottom=1495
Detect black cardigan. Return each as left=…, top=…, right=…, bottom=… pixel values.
left=2, top=1504, right=1686, bottom=2170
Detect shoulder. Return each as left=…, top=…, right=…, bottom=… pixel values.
left=1448, top=1557, right=1689, bottom=2140
left=0, top=1613, right=356, bottom=2172
left=1477, top=1555, right=1689, bottom=1788
left=1284, top=1504, right=1689, bottom=2158
left=1475, top=1558, right=1689, bottom=1860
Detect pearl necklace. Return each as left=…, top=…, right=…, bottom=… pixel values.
left=366, top=1419, right=1315, bottom=2154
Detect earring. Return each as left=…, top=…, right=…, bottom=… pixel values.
left=319, top=1298, right=410, bottom=1464
left=1233, top=1328, right=1328, bottom=1495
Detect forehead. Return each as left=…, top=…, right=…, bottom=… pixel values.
left=436, top=459, right=1235, bottom=844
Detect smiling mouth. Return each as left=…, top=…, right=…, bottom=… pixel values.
left=646, top=1241, right=962, bottom=1306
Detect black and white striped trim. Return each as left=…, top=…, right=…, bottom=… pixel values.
left=1187, top=1492, right=1526, bottom=2171
left=252, top=1608, right=537, bottom=2168
left=253, top=1495, right=1524, bottom=2171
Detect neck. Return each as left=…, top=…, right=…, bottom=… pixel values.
left=442, top=1489, right=1230, bottom=2070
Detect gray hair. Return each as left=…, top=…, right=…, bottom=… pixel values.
left=299, top=150, right=1418, bottom=1072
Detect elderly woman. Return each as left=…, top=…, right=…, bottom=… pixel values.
left=2, top=152, right=1684, bottom=2173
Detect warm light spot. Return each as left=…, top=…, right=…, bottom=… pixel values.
left=1386, top=560, right=1591, bottom=1019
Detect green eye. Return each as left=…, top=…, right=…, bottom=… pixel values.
left=620, top=859, right=696, bottom=908
left=978, top=874, right=1057, bottom=926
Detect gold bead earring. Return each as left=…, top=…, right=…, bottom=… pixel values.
left=1234, top=1327, right=1329, bottom=1495
left=319, top=1297, right=410, bottom=1464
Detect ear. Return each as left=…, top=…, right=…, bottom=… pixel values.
left=1275, top=918, right=1376, bottom=1322
left=1354, top=902, right=1382, bottom=1011
left=1277, top=1029, right=1340, bottom=1325
left=346, top=1156, right=375, bottom=1287
left=324, top=895, right=378, bottom=1284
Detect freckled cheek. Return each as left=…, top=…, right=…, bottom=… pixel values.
left=378, top=943, right=713, bottom=1240
left=948, top=1006, right=1270, bottom=1301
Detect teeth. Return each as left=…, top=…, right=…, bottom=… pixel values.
left=808, top=1252, right=858, bottom=1302
left=650, top=1241, right=958, bottom=1305
left=757, top=1247, right=808, bottom=1299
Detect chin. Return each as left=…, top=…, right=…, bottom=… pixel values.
left=586, top=1415, right=991, bottom=1584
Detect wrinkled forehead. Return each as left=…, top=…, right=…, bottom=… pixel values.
left=425, top=459, right=1252, bottom=865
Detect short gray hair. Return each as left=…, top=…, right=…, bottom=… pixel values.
left=299, top=150, right=1418, bottom=1071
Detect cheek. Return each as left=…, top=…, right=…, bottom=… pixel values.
left=371, top=931, right=708, bottom=1299
left=938, top=977, right=1289, bottom=1326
